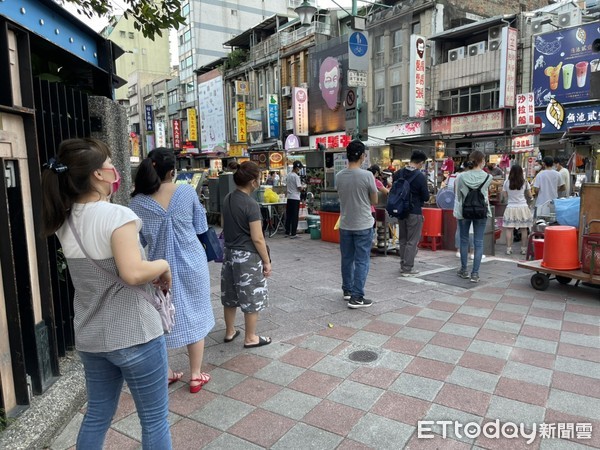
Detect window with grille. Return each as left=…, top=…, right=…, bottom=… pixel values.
left=375, top=88, right=385, bottom=122
left=392, top=30, right=402, bottom=64
left=258, top=71, right=264, bottom=98
left=439, top=82, right=500, bottom=114
left=391, top=85, right=402, bottom=120
left=373, top=35, right=385, bottom=69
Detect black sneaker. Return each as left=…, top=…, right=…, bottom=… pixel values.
left=348, top=297, right=373, bottom=309
left=343, top=290, right=352, bottom=301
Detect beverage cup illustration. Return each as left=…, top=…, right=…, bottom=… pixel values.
left=545, top=63, right=562, bottom=91
left=576, top=61, right=589, bottom=87
left=562, top=64, right=574, bottom=89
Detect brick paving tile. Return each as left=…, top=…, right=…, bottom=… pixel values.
left=476, top=328, right=518, bottom=346
left=544, top=409, right=600, bottom=448
left=458, top=352, right=506, bottom=375
left=169, top=418, right=221, bottom=450
left=302, top=399, right=365, bottom=436
left=509, top=347, right=556, bottom=370
left=428, top=300, right=461, bottom=312
left=398, top=305, right=424, bottom=315
left=551, top=371, right=600, bottom=399
left=464, top=298, right=498, bottom=309
left=336, top=439, right=374, bottom=450
left=406, top=317, right=446, bottom=332
left=370, top=391, right=431, bottom=426
left=349, top=366, right=401, bottom=389
left=228, top=409, right=295, bottom=448
left=317, top=325, right=358, bottom=340
left=520, top=325, right=561, bottom=342
left=529, top=308, right=564, bottom=320
left=435, top=383, right=491, bottom=416
left=534, top=291, right=569, bottom=302
left=112, top=392, right=136, bottom=422
left=429, top=333, right=473, bottom=351
left=168, top=387, right=218, bottom=417
left=475, top=426, right=541, bottom=450
left=500, top=295, right=533, bottom=306
left=221, top=354, right=272, bottom=376
left=362, top=320, right=404, bottom=336
left=279, top=347, right=326, bottom=369
left=562, top=321, right=600, bottom=336
left=405, top=357, right=455, bottom=381
left=494, top=377, right=549, bottom=407
left=565, top=303, right=600, bottom=316
left=448, top=313, right=487, bottom=327
left=489, top=310, right=526, bottom=324
left=382, top=337, right=426, bottom=355
left=283, top=333, right=312, bottom=346
left=103, top=428, right=140, bottom=450
left=404, top=433, right=471, bottom=449
left=558, top=342, right=600, bottom=363
left=287, top=370, right=342, bottom=398
left=224, top=378, right=283, bottom=406
left=329, top=341, right=352, bottom=356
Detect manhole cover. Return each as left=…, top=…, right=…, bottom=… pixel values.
left=348, top=350, right=379, bottom=363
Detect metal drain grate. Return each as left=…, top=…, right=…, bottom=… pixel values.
left=348, top=350, right=379, bottom=363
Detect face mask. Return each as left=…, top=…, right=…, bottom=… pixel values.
left=100, top=167, right=121, bottom=195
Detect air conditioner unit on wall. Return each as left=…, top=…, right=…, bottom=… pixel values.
left=282, top=86, right=292, bottom=97
left=448, top=47, right=465, bottom=62
left=558, top=9, right=582, bottom=28
left=468, top=41, right=487, bottom=56
left=286, top=109, right=294, bottom=119
left=489, top=39, right=502, bottom=51
left=488, top=26, right=502, bottom=41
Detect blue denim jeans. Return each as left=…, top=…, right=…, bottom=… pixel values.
left=77, top=336, right=171, bottom=450
left=340, top=227, right=374, bottom=298
left=458, top=218, right=487, bottom=275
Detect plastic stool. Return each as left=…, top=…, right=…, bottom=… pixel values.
left=418, top=236, right=442, bottom=251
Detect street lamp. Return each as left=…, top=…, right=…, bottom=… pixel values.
left=295, top=0, right=317, bottom=26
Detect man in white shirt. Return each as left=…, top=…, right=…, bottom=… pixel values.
left=285, top=161, right=305, bottom=238
left=554, top=156, right=570, bottom=198
left=533, top=156, right=565, bottom=216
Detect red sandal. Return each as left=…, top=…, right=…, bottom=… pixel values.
left=189, top=372, right=211, bottom=394
left=168, top=371, right=183, bottom=386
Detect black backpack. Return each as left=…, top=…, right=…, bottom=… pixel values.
left=386, top=169, right=419, bottom=219
left=462, top=174, right=490, bottom=220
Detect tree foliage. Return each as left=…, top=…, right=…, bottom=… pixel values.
left=60, top=0, right=186, bottom=40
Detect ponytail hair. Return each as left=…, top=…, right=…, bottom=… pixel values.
left=233, top=161, right=260, bottom=187
left=468, top=150, right=485, bottom=167
left=41, top=138, right=111, bottom=236
left=131, top=147, right=175, bottom=197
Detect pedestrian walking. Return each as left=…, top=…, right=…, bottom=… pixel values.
left=392, top=150, right=430, bottom=276
left=336, top=140, right=378, bottom=308
left=285, top=160, right=305, bottom=238
left=41, top=138, right=172, bottom=449
left=533, top=156, right=565, bottom=216
left=554, top=156, right=571, bottom=198
left=502, top=164, right=534, bottom=255
left=221, top=161, right=272, bottom=348
left=130, top=148, right=215, bottom=394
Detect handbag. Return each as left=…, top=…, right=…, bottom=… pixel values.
left=198, top=227, right=224, bottom=262
left=67, top=217, right=175, bottom=334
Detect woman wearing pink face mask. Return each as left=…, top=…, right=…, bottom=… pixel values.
left=41, top=138, right=173, bottom=449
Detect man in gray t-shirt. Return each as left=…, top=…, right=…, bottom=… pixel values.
left=335, top=140, right=378, bottom=309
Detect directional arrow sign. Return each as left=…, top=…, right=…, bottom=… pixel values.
left=348, top=31, right=369, bottom=72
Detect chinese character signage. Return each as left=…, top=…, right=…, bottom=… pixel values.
left=269, top=152, right=285, bottom=169
left=172, top=119, right=181, bottom=149
left=249, top=152, right=268, bottom=169
left=511, top=133, right=537, bottom=153
left=268, top=94, right=279, bottom=138
left=228, top=143, right=246, bottom=157
left=500, top=27, right=518, bottom=108
left=198, top=76, right=226, bottom=153
left=187, top=108, right=198, bottom=141
left=409, top=34, right=427, bottom=118
left=535, top=101, right=600, bottom=133
left=145, top=105, right=154, bottom=131
left=155, top=121, right=166, bottom=147
left=236, top=101, right=247, bottom=142
left=533, top=22, right=600, bottom=106
left=293, top=87, right=309, bottom=136
left=432, top=111, right=504, bottom=134
left=516, top=93, right=536, bottom=126
left=310, top=132, right=353, bottom=150
left=247, top=109, right=264, bottom=145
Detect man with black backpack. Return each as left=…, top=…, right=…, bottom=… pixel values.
left=390, top=150, right=430, bottom=277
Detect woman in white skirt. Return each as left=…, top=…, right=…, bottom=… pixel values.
left=502, top=164, right=534, bottom=255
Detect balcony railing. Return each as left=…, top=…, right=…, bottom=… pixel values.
left=434, top=50, right=501, bottom=92
left=279, top=22, right=332, bottom=47
left=250, top=34, right=281, bottom=61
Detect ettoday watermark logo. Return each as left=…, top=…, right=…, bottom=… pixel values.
left=418, top=420, right=593, bottom=444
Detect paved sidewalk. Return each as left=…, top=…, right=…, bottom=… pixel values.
left=50, top=234, right=600, bottom=449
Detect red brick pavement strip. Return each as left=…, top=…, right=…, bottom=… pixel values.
left=399, top=305, right=425, bottom=315
left=475, top=328, right=518, bottom=346
left=500, top=295, right=534, bottom=306
left=169, top=418, right=221, bottom=450
left=102, top=428, right=141, bottom=450
left=429, top=332, right=473, bottom=351
left=562, top=321, right=600, bottom=336
left=221, top=353, right=272, bottom=376
left=509, top=348, right=556, bottom=370
left=520, top=325, right=561, bottom=341
left=228, top=409, right=295, bottom=448
left=287, top=370, right=342, bottom=398
left=382, top=337, right=426, bottom=355
left=458, top=352, right=506, bottom=375
left=404, top=357, right=455, bottom=381
left=544, top=409, right=600, bottom=448
left=464, top=298, right=496, bottom=309
left=302, top=399, right=365, bottom=436
left=349, top=366, right=401, bottom=389
left=435, top=383, right=491, bottom=416
left=565, top=303, right=600, bottom=316
left=168, top=387, right=218, bottom=417
left=494, top=377, right=549, bottom=407
left=551, top=371, right=600, bottom=399
left=370, top=391, right=431, bottom=426
left=317, top=325, right=358, bottom=340
left=558, top=342, right=600, bottom=363
left=362, top=319, right=404, bottom=336
left=406, top=317, right=446, bottom=332
left=279, top=347, right=326, bottom=369
left=528, top=307, right=564, bottom=320
left=449, top=313, right=487, bottom=327
left=428, top=300, right=461, bottom=312
left=488, top=310, right=526, bottom=324
left=224, top=378, right=282, bottom=406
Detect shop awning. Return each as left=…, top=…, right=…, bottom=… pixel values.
left=386, top=133, right=442, bottom=144
left=248, top=142, right=279, bottom=151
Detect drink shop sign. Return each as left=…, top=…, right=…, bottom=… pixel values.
left=532, top=22, right=600, bottom=106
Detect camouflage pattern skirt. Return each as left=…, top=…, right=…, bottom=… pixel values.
left=221, top=248, right=269, bottom=313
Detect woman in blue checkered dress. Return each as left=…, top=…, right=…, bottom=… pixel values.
left=130, top=148, right=215, bottom=394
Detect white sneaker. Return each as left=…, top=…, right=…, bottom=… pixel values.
left=506, top=248, right=512, bottom=255
left=470, top=254, right=486, bottom=260
left=455, top=251, right=460, bottom=258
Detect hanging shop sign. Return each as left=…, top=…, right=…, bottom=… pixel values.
left=269, top=152, right=285, bottom=169
left=187, top=108, right=198, bottom=141
left=285, top=134, right=301, bottom=150
left=172, top=119, right=181, bottom=149
left=145, top=104, right=154, bottom=131
left=249, top=152, right=268, bottom=169
left=228, top=143, right=246, bottom=157
left=236, top=101, right=247, bottom=142
left=431, top=110, right=504, bottom=135
left=499, top=27, right=518, bottom=108
left=535, top=100, right=600, bottom=133
left=409, top=34, right=427, bottom=118
left=129, top=134, right=140, bottom=163
left=293, top=87, right=309, bottom=136
left=512, top=133, right=537, bottom=153
left=533, top=22, right=600, bottom=106
left=247, top=109, right=264, bottom=145
left=268, top=94, right=280, bottom=138
left=516, top=92, right=536, bottom=126
left=235, top=80, right=250, bottom=96
left=198, top=76, right=226, bottom=153
left=310, top=132, right=353, bottom=150
left=155, top=121, right=166, bottom=147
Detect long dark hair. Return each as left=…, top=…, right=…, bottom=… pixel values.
left=231, top=161, right=260, bottom=187
left=41, top=138, right=111, bottom=236
left=131, top=147, right=175, bottom=197
left=508, top=164, right=525, bottom=191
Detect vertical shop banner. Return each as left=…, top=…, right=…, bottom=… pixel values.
left=247, top=109, right=264, bottom=145
left=236, top=101, right=247, bottom=142
left=129, top=132, right=140, bottom=163
left=172, top=119, right=181, bottom=149
left=516, top=93, right=535, bottom=126
left=409, top=34, right=427, bottom=118
left=145, top=105, right=154, bottom=131
left=198, top=76, right=226, bottom=153
left=268, top=94, right=279, bottom=138
left=155, top=121, right=166, bottom=147
left=146, top=134, right=155, bottom=153
left=293, top=87, right=309, bottom=136
left=500, top=27, right=518, bottom=108
left=187, top=108, right=198, bottom=141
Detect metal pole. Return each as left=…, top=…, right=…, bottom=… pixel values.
left=353, top=0, right=359, bottom=140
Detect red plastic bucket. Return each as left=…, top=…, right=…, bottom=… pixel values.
left=541, top=226, right=580, bottom=270
left=533, top=239, right=544, bottom=260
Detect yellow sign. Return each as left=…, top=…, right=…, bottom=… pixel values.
left=187, top=108, right=198, bottom=141
left=236, top=102, right=247, bottom=143
left=228, top=143, right=245, bottom=157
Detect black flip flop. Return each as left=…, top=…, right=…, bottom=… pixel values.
left=244, top=336, right=272, bottom=348
left=224, top=330, right=240, bottom=343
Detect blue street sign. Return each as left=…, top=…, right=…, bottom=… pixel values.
left=348, top=32, right=369, bottom=71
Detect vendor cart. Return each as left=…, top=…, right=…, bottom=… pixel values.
left=517, top=259, right=600, bottom=291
